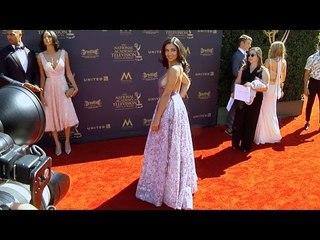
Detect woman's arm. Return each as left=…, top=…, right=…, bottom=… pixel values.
left=255, top=67, right=270, bottom=92
left=264, top=58, right=270, bottom=69
left=37, top=54, right=47, bottom=102
left=64, top=50, right=78, bottom=97
left=151, top=66, right=179, bottom=132
left=280, top=59, right=287, bottom=85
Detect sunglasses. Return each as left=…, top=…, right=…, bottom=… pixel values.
left=248, top=53, right=256, bottom=57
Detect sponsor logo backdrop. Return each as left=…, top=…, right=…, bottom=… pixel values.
left=0, top=30, right=222, bottom=146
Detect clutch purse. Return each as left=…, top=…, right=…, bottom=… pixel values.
left=65, top=87, right=75, bottom=97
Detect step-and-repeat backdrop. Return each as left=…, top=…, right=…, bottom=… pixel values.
left=0, top=30, right=222, bottom=146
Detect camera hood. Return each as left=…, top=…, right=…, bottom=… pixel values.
left=0, top=85, right=46, bottom=145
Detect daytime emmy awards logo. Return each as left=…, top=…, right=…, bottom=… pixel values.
left=135, top=92, right=143, bottom=108
left=134, top=43, right=143, bottom=61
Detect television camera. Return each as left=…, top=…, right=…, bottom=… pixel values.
left=0, top=84, right=70, bottom=210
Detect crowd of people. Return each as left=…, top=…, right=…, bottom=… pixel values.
left=225, top=34, right=290, bottom=153
left=1, top=30, right=319, bottom=210
left=225, top=35, right=320, bottom=156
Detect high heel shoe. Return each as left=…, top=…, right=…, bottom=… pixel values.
left=65, top=141, right=72, bottom=155
left=55, top=142, right=62, bottom=156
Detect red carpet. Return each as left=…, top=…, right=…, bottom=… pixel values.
left=48, top=99, right=320, bottom=210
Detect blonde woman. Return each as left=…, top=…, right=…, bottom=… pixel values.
left=254, top=41, right=287, bottom=144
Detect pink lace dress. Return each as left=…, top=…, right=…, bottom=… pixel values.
left=136, top=72, right=198, bottom=210
left=39, top=49, right=79, bottom=132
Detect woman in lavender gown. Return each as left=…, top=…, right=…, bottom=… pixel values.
left=136, top=37, right=198, bottom=210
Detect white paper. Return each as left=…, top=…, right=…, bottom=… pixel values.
left=226, top=97, right=234, bottom=112
left=234, top=84, right=250, bottom=102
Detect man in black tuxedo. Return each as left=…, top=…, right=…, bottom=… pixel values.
left=0, top=30, right=39, bottom=90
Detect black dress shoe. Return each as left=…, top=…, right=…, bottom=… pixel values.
left=225, top=128, right=232, bottom=136
left=241, top=147, right=250, bottom=153
left=304, top=122, right=310, bottom=130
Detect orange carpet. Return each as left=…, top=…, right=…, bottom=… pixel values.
left=47, top=99, right=320, bottom=210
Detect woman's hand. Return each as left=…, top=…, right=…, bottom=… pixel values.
left=151, top=119, right=160, bottom=132
left=40, top=94, right=46, bottom=106
left=244, top=82, right=253, bottom=88
left=72, top=87, right=79, bottom=97
left=65, top=87, right=78, bottom=98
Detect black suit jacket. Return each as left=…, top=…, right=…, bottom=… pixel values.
left=0, top=73, right=24, bottom=87
left=0, top=45, right=39, bottom=88
left=231, top=49, right=247, bottom=78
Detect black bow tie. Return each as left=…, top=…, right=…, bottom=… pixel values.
left=15, top=45, right=25, bottom=50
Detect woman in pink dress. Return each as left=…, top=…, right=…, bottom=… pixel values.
left=136, top=37, right=198, bottom=210
left=37, top=30, right=79, bottom=156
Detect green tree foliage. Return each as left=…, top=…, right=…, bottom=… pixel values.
left=218, top=30, right=320, bottom=107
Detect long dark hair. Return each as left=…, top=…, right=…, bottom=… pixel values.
left=159, top=37, right=190, bottom=73
left=38, top=30, right=60, bottom=51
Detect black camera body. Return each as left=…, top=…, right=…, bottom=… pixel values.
left=0, top=132, right=52, bottom=209
left=0, top=83, right=70, bottom=210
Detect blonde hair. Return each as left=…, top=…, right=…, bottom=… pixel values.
left=239, top=34, right=252, bottom=42
left=268, top=41, right=286, bottom=59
